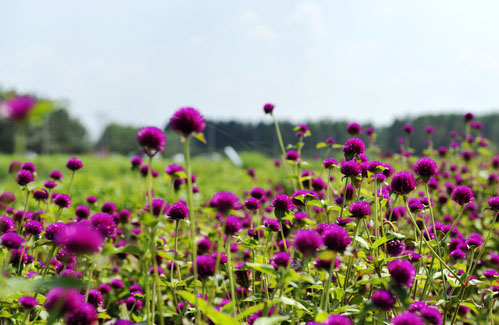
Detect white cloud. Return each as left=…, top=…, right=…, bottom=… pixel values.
left=246, top=24, right=278, bottom=41
left=289, top=2, right=327, bottom=36
left=457, top=48, right=499, bottom=73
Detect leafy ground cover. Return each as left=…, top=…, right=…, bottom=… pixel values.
left=0, top=105, right=498, bottom=325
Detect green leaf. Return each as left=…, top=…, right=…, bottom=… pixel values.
left=28, top=100, right=55, bottom=125
left=254, top=316, right=289, bottom=325
left=316, top=142, right=326, bottom=149
left=279, top=296, right=310, bottom=312
left=241, top=263, right=277, bottom=277
left=193, top=132, right=207, bottom=144
left=237, top=302, right=266, bottom=320
left=177, top=291, right=239, bottom=325
left=354, top=236, right=369, bottom=249
left=371, top=235, right=396, bottom=250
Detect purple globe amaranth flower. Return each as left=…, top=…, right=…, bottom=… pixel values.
left=483, top=269, right=499, bottom=279
left=75, top=205, right=90, bottom=220
left=263, top=103, right=275, bottom=114
left=170, top=107, right=206, bottom=136
left=56, top=223, right=104, bottom=254
left=386, top=239, right=405, bottom=257
left=168, top=202, right=189, bottom=220
left=403, top=123, right=414, bottom=135
left=272, top=194, right=293, bottom=211
left=16, top=170, right=34, bottom=186
left=322, top=224, right=352, bottom=253
left=87, top=289, right=104, bottom=308
left=91, top=213, right=117, bottom=238
left=451, top=185, right=474, bottom=205
left=346, top=122, right=362, bottom=135
left=349, top=201, right=370, bottom=218
left=244, top=197, right=260, bottom=210
left=21, top=162, right=36, bottom=173
left=463, top=112, right=474, bottom=122
left=292, top=190, right=317, bottom=207
left=130, top=156, right=142, bottom=169
left=0, top=216, right=15, bottom=234
left=340, top=160, right=361, bottom=177
left=66, top=157, right=83, bottom=171
left=44, top=287, right=82, bottom=314
left=263, top=218, right=281, bottom=232
left=488, top=197, right=499, bottom=211
left=311, top=177, right=327, bottom=192
left=391, top=171, right=417, bottom=196
left=366, top=127, right=375, bottom=136
left=2, top=95, right=35, bottom=122
left=419, top=306, right=442, bottom=325
left=110, top=279, right=124, bottom=289
left=195, top=255, right=216, bottom=279
left=387, top=259, right=416, bottom=287
left=56, top=247, right=77, bottom=264
left=145, top=198, right=167, bottom=216
left=323, top=158, right=338, bottom=169
left=25, top=220, right=43, bottom=236
left=1, top=232, right=25, bottom=249
left=250, top=187, right=265, bottom=199
left=18, top=296, right=38, bottom=309
left=392, top=312, right=424, bottom=325
left=285, top=150, right=300, bottom=161
left=294, top=229, right=323, bottom=258
left=49, top=170, right=63, bottom=181
left=101, top=201, right=116, bottom=214
left=209, top=192, right=242, bottom=214
left=86, top=196, right=97, bottom=204
left=53, top=193, right=71, bottom=209
left=326, top=315, right=353, bottom=325
left=224, top=216, right=242, bottom=235
left=414, top=158, right=438, bottom=182
left=465, top=233, right=483, bottom=248
left=65, top=302, right=97, bottom=325
left=273, top=252, right=290, bottom=268
left=33, top=188, right=48, bottom=201
left=45, top=222, right=65, bottom=241
left=165, top=164, right=184, bottom=177
left=372, top=289, right=396, bottom=310
left=136, top=126, right=166, bottom=156
left=343, top=138, right=365, bottom=160
left=425, top=125, right=435, bottom=134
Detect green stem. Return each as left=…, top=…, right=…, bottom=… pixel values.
left=225, top=239, right=238, bottom=316
left=339, top=178, right=349, bottom=219
left=439, top=206, right=465, bottom=244
left=342, top=220, right=361, bottom=304
left=84, top=258, right=95, bottom=301
left=66, top=171, right=75, bottom=195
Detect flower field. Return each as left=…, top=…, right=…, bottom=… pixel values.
left=0, top=104, right=498, bottom=325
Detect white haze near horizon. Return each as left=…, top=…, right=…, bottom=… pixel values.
left=1, top=1, right=499, bottom=139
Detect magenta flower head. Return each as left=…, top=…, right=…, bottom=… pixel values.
left=343, top=138, right=365, bottom=160
left=49, top=170, right=63, bottom=181
left=56, top=222, right=104, bottom=254
left=136, top=126, right=166, bottom=156
left=326, top=315, right=353, bottom=325
left=168, top=202, right=189, bottom=220
left=272, top=252, right=290, bottom=268
left=16, top=170, right=34, bottom=186
left=285, top=150, right=300, bottom=162
left=451, top=185, right=474, bottom=206
left=323, top=158, right=338, bottom=169
left=403, top=123, right=414, bottom=135
left=44, top=287, right=82, bottom=315
left=18, top=296, right=39, bottom=309
left=91, top=213, right=117, bottom=238
left=130, top=156, right=142, bottom=169
left=387, top=259, right=415, bottom=287
left=224, top=216, right=242, bottom=235
left=53, top=193, right=71, bottom=209
left=0, top=216, right=15, bottom=234
left=414, top=158, right=438, bottom=182
left=463, top=112, right=474, bottom=122
left=272, top=194, right=293, bottom=211
left=195, top=255, right=216, bottom=280
left=244, top=197, right=260, bottom=210
left=263, top=103, right=275, bottom=114
left=209, top=192, right=242, bottom=214
left=322, top=225, right=352, bottom=253
left=25, top=220, right=43, bottom=236
left=346, top=122, right=362, bottom=135
left=294, top=229, right=323, bottom=258
left=419, top=306, right=442, bottom=325
left=65, top=302, right=97, bottom=325
left=487, top=197, right=499, bottom=211
left=44, top=222, right=66, bottom=241
left=1, top=232, right=25, bottom=249
left=391, top=312, right=424, bottom=325
left=66, top=157, right=83, bottom=171
left=386, top=239, right=405, bottom=257
left=366, top=127, right=375, bottom=136
left=2, top=96, right=35, bottom=122
left=391, top=171, right=417, bottom=196
left=425, top=125, right=434, bottom=134
left=340, top=160, right=361, bottom=178
left=371, top=289, right=396, bottom=310
left=170, top=107, right=205, bottom=137
left=349, top=201, right=371, bottom=218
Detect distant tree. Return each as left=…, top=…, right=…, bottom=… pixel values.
left=97, top=123, right=141, bottom=155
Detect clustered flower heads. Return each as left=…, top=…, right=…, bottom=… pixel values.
left=2, top=109, right=499, bottom=324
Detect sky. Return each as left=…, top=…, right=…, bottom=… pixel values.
left=2, top=0, right=499, bottom=139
